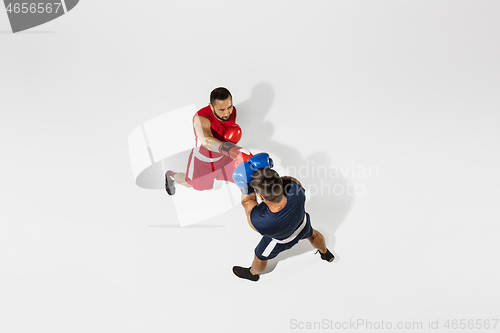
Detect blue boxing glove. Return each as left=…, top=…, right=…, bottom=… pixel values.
left=233, top=152, right=274, bottom=194
left=248, top=152, right=274, bottom=170
left=233, top=161, right=255, bottom=194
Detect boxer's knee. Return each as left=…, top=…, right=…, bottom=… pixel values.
left=174, top=173, right=192, bottom=188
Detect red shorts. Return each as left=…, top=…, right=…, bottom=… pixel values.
left=185, top=147, right=237, bottom=191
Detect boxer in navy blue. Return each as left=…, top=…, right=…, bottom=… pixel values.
left=233, top=168, right=334, bottom=282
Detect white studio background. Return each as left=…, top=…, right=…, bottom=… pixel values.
left=1, top=1, right=499, bottom=332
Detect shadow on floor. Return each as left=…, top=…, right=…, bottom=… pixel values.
left=238, top=82, right=354, bottom=272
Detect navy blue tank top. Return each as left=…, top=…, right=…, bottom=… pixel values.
left=250, top=180, right=306, bottom=240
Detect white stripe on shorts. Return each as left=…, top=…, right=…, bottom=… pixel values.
left=187, top=146, right=224, bottom=180
left=187, top=149, right=196, bottom=180
left=261, top=214, right=308, bottom=258
left=193, top=146, right=223, bottom=163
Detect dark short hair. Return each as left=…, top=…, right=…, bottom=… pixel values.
left=210, top=87, right=232, bottom=106
left=250, top=168, right=283, bottom=203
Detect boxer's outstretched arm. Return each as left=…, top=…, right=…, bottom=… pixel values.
left=241, top=193, right=259, bottom=232
left=193, top=116, right=221, bottom=151
left=194, top=115, right=251, bottom=159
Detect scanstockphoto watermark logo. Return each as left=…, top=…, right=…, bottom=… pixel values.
left=286, top=160, right=379, bottom=197
left=289, top=318, right=500, bottom=330
left=290, top=318, right=424, bottom=330
left=254, top=162, right=379, bottom=198
left=3, top=0, right=79, bottom=33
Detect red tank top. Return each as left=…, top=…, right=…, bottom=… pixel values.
left=192, top=105, right=238, bottom=158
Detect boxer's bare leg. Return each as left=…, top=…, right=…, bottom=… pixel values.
left=250, top=255, right=267, bottom=275
left=307, top=229, right=327, bottom=254
left=173, top=173, right=192, bottom=188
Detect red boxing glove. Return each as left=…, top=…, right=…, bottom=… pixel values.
left=224, top=124, right=242, bottom=144
left=234, top=150, right=253, bottom=167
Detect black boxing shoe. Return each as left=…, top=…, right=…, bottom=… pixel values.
left=232, top=266, right=260, bottom=282
left=316, top=249, right=335, bottom=262
left=165, top=171, right=176, bottom=196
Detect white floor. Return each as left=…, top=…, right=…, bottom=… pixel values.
left=1, top=1, right=499, bottom=332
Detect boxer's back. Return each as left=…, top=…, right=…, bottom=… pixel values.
left=251, top=180, right=307, bottom=240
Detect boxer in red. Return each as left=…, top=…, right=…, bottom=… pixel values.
left=165, top=87, right=251, bottom=195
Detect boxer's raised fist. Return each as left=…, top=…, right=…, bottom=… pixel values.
left=232, top=152, right=274, bottom=194
left=233, top=161, right=255, bottom=194
left=224, top=124, right=242, bottom=144
left=248, top=153, right=273, bottom=170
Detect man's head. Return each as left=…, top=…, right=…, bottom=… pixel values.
left=210, top=87, right=233, bottom=122
left=250, top=168, right=284, bottom=203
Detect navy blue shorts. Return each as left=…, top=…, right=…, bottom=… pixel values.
left=254, top=214, right=313, bottom=261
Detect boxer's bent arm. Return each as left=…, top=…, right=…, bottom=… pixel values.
left=193, top=116, right=222, bottom=151
left=241, top=193, right=259, bottom=232
left=281, top=176, right=302, bottom=187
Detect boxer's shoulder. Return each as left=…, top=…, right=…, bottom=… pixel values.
left=193, top=115, right=211, bottom=124
left=195, top=105, right=213, bottom=118
left=250, top=203, right=268, bottom=220
left=286, top=181, right=306, bottom=205
left=250, top=204, right=269, bottom=233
